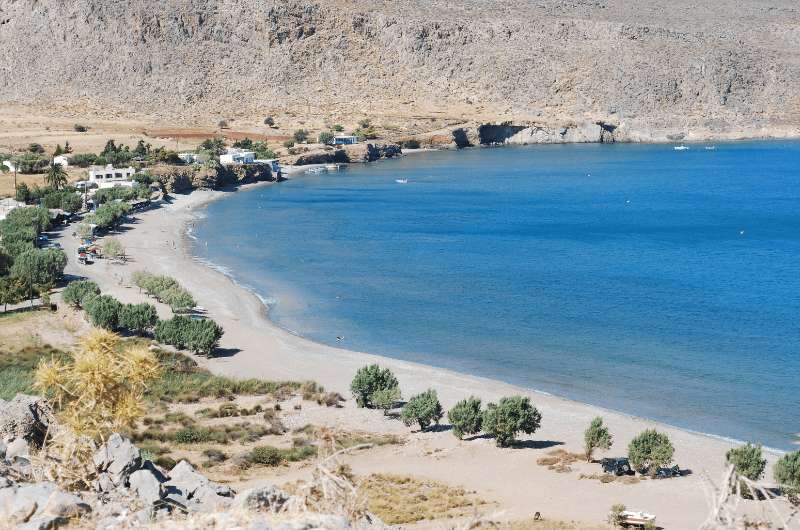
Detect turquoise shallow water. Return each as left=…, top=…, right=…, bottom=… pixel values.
left=192, top=141, right=800, bottom=450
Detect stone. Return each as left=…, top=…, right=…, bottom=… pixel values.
left=129, top=468, right=164, bottom=504
left=5, top=438, right=30, bottom=462
left=0, top=395, right=55, bottom=447
left=231, top=485, right=290, bottom=513
left=92, top=473, right=115, bottom=493
left=12, top=516, right=68, bottom=530
left=0, top=440, right=7, bottom=459
left=92, top=434, right=141, bottom=485
left=0, top=476, right=14, bottom=488
left=40, top=490, right=90, bottom=518
left=188, top=485, right=232, bottom=512
left=0, top=482, right=57, bottom=523
left=164, top=460, right=208, bottom=498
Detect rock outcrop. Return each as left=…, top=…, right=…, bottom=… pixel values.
left=0, top=0, right=797, bottom=140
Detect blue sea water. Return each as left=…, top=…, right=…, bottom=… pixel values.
left=192, top=141, right=800, bottom=450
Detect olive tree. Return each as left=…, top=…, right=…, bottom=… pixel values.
left=584, top=416, right=613, bottom=462
left=350, top=364, right=399, bottom=408
left=628, top=429, right=674, bottom=476
left=447, top=396, right=483, bottom=439
left=726, top=443, right=767, bottom=497
left=84, top=295, right=123, bottom=330
left=482, top=396, right=542, bottom=447
left=401, top=389, right=443, bottom=431
left=62, top=280, right=100, bottom=308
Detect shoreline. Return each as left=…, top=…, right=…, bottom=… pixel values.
left=57, top=165, right=787, bottom=528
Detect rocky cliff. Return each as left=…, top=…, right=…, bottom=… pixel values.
left=0, top=0, right=798, bottom=140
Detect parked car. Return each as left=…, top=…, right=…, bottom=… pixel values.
left=654, top=465, right=682, bottom=478
left=601, top=457, right=633, bottom=476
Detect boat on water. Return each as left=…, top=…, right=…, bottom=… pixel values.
left=325, top=164, right=342, bottom=171
left=306, top=167, right=326, bottom=174
left=673, top=145, right=690, bottom=151
left=395, top=178, right=408, bottom=184
left=705, top=145, right=716, bottom=150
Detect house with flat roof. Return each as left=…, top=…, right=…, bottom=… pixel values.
left=88, top=164, right=136, bottom=188
left=220, top=148, right=255, bottom=165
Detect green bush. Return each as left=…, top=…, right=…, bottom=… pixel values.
left=448, top=396, right=483, bottom=439
left=482, top=396, right=542, bottom=447
left=371, top=386, right=401, bottom=415
left=154, top=316, right=224, bottom=356
left=132, top=271, right=195, bottom=312
left=726, top=443, right=766, bottom=481
left=401, top=389, right=443, bottom=431
left=74, top=124, right=88, bottom=132
left=62, top=280, right=100, bottom=308
left=248, top=445, right=282, bottom=466
left=84, top=294, right=123, bottom=330
left=584, top=417, right=613, bottom=462
left=774, top=450, right=800, bottom=495
left=293, top=129, right=309, bottom=143
left=350, top=364, right=399, bottom=408
left=628, top=429, right=674, bottom=476
left=119, top=303, right=158, bottom=335
left=318, top=131, right=334, bottom=144
left=86, top=201, right=132, bottom=230
left=174, top=427, right=213, bottom=444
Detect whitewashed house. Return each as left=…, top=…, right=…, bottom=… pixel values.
left=219, top=148, right=255, bottom=165
left=330, top=135, right=359, bottom=145
left=178, top=152, right=201, bottom=164
left=88, top=164, right=136, bottom=189
left=53, top=155, right=70, bottom=167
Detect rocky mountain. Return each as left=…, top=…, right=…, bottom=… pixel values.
left=1, top=0, right=799, bottom=141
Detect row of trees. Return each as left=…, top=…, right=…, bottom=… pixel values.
left=154, top=315, right=224, bottom=356
left=131, top=271, right=196, bottom=312
left=93, top=184, right=151, bottom=206
left=350, top=365, right=543, bottom=447
left=85, top=202, right=132, bottom=231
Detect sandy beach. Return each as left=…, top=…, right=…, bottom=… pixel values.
left=56, top=174, right=788, bottom=529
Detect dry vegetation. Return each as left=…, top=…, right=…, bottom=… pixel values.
left=357, top=473, right=490, bottom=524
left=536, top=448, right=586, bottom=474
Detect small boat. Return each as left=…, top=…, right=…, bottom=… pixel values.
left=395, top=179, right=408, bottom=184
left=705, top=145, right=716, bottom=150
left=673, top=145, right=690, bottom=151
left=306, top=167, right=326, bottom=174
left=325, top=164, right=341, bottom=171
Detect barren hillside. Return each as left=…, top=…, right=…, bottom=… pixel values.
left=1, top=0, right=799, bottom=141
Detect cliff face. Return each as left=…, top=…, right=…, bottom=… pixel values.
left=0, top=0, right=798, bottom=139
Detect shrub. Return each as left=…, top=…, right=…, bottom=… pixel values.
left=232, top=138, right=253, bottom=149
left=350, top=364, right=399, bottom=408
left=401, top=389, right=443, bottom=431
left=371, top=386, right=401, bottom=415
left=482, top=396, right=542, bottom=447
left=264, top=117, right=275, bottom=127
left=774, top=450, right=800, bottom=495
left=282, top=139, right=295, bottom=148
left=332, top=124, right=344, bottom=132
left=628, top=429, right=674, bottom=476
left=248, top=445, right=282, bottom=466
left=401, top=139, right=421, bottom=149
left=15, top=183, right=30, bottom=202
left=447, top=396, right=483, bottom=439
left=293, top=129, right=309, bottom=143
left=103, top=238, right=124, bottom=259
left=84, top=294, right=123, bottom=330
left=726, top=443, right=766, bottom=482
left=62, top=280, right=100, bottom=308
left=73, top=124, right=88, bottom=132
left=154, top=316, right=224, bottom=356
left=174, top=427, right=213, bottom=444
left=608, top=503, right=626, bottom=527
left=132, top=271, right=195, bottom=311
left=584, top=417, right=613, bottom=462
left=318, top=131, right=334, bottom=144
left=119, top=303, right=158, bottom=335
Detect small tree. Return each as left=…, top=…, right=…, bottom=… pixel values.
left=84, top=295, right=122, bottom=330
left=608, top=504, right=626, bottom=528
left=628, top=429, right=674, bottom=476
left=401, top=389, right=443, bottom=431
left=332, top=124, right=344, bottom=132
left=448, top=396, right=483, bottom=439
left=218, top=119, right=229, bottom=129
left=584, top=417, right=613, bottom=462
left=371, top=386, right=401, bottom=415
left=774, top=450, right=800, bottom=496
left=318, top=131, right=334, bottom=145
left=727, top=443, right=767, bottom=498
left=119, top=303, right=158, bottom=335
left=350, top=364, right=399, bottom=408
left=283, top=139, right=295, bottom=149
left=62, top=280, right=100, bottom=308
left=103, top=238, right=124, bottom=260
left=264, top=117, right=275, bottom=127
left=482, top=396, right=542, bottom=447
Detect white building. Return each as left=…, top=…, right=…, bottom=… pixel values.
left=330, top=135, right=359, bottom=145
left=178, top=152, right=201, bottom=165
left=219, top=148, right=255, bottom=165
left=254, top=159, right=281, bottom=176
left=88, top=164, right=136, bottom=188
left=53, top=155, right=70, bottom=167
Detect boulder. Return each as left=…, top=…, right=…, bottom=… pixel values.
left=92, top=434, right=141, bottom=486
left=164, top=460, right=208, bottom=498
left=0, top=395, right=55, bottom=447
left=40, top=490, right=90, bottom=519
left=5, top=438, right=30, bottom=462
left=129, top=468, right=164, bottom=504
left=230, top=485, right=289, bottom=513
left=188, top=485, right=232, bottom=512
left=12, top=516, right=68, bottom=530
left=0, top=482, right=89, bottom=528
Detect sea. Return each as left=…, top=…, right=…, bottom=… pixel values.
left=191, top=141, right=800, bottom=450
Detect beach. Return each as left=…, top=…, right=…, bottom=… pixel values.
left=57, top=173, right=787, bottom=529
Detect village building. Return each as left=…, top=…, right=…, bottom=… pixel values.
left=88, top=164, right=136, bottom=188
left=330, top=135, right=359, bottom=145
left=177, top=152, right=201, bottom=164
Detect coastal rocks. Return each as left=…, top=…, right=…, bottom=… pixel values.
left=445, top=120, right=626, bottom=147
left=0, top=482, right=90, bottom=529
left=343, top=143, right=402, bottom=162
left=291, top=148, right=349, bottom=166
left=0, top=395, right=55, bottom=447
left=217, top=164, right=275, bottom=187
left=153, top=167, right=194, bottom=193
left=161, top=460, right=233, bottom=512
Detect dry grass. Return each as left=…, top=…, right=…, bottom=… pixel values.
left=536, top=449, right=585, bottom=474
left=497, top=519, right=610, bottom=530
left=357, top=473, right=489, bottom=525
left=578, top=472, right=641, bottom=485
